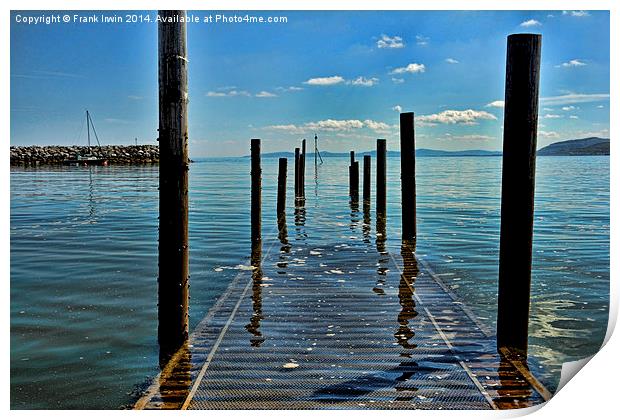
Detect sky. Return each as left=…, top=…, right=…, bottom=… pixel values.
left=10, top=10, right=610, bottom=157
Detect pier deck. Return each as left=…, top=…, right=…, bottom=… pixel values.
left=135, top=213, right=550, bottom=410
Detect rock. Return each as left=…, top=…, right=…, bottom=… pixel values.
left=10, top=145, right=161, bottom=166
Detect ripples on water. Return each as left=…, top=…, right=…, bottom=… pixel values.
left=10, top=155, right=609, bottom=408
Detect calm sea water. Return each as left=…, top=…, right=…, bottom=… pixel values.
left=10, top=155, right=609, bottom=409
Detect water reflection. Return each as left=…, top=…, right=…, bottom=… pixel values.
left=349, top=198, right=360, bottom=232
left=87, top=167, right=97, bottom=222
left=395, top=240, right=419, bottom=350
left=362, top=200, right=371, bottom=244
left=276, top=214, right=290, bottom=273
left=245, top=241, right=265, bottom=347
left=374, top=212, right=388, bottom=295
left=294, top=199, right=307, bottom=241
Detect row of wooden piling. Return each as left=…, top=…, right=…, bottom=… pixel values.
left=158, top=10, right=542, bottom=363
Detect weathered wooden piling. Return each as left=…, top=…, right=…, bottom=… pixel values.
left=497, top=34, right=542, bottom=357
left=376, top=139, right=387, bottom=215
left=350, top=150, right=355, bottom=166
left=363, top=155, right=371, bottom=203
left=277, top=158, right=287, bottom=215
left=157, top=9, right=189, bottom=356
left=301, top=139, right=306, bottom=198
left=400, top=112, right=416, bottom=241
left=251, top=139, right=262, bottom=246
left=350, top=161, right=359, bottom=200
left=294, top=147, right=300, bottom=198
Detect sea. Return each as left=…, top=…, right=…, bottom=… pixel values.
left=10, top=155, right=609, bottom=409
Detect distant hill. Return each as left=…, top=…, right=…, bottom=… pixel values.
left=246, top=137, right=609, bottom=159
left=537, top=137, right=609, bottom=156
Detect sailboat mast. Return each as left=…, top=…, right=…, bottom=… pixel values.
left=86, top=110, right=91, bottom=151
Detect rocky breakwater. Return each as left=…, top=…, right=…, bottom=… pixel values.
left=10, top=145, right=160, bottom=165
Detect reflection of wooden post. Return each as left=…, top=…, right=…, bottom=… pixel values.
left=251, top=139, right=261, bottom=247
left=277, top=158, right=287, bottom=215
left=158, top=10, right=190, bottom=354
left=497, top=34, right=542, bottom=357
left=400, top=112, right=416, bottom=241
left=376, top=139, right=387, bottom=215
left=294, top=147, right=300, bottom=199
left=363, top=155, right=371, bottom=203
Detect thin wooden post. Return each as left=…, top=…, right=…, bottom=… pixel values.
left=251, top=139, right=261, bottom=247
left=294, top=147, right=300, bottom=198
left=376, top=139, right=387, bottom=215
left=350, top=150, right=355, bottom=165
left=277, top=158, right=287, bottom=215
left=301, top=139, right=306, bottom=198
left=363, top=155, right=371, bottom=203
left=350, top=161, right=359, bottom=201
left=158, top=10, right=189, bottom=356
left=497, top=33, right=542, bottom=357
left=400, top=112, right=416, bottom=241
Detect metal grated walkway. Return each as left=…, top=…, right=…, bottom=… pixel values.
left=134, top=213, right=551, bottom=410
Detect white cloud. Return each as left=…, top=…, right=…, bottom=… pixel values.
left=542, top=114, right=562, bottom=119
left=276, top=86, right=304, bottom=92
left=416, top=35, right=430, bottom=46
left=520, top=19, right=542, bottom=27
left=597, top=105, right=605, bottom=109
left=563, top=10, right=590, bottom=17
left=390, top=63, right=426, bottom=75
left=445, top=58, right=459, bottom=64
left=256, top=91, right=277, bottom=98
left=569, top=115, right=579, bottom=119
left=207, top=89, right=251, bottom=97
left=539, top=130, right=561, bottom=139
left=418, top=109, right=498, bottom=126
left=541, top=93, right=609, bottom=106
left=363, top=119, right=391, bottom=132
left=391, top=77, right=405, bottom=84
left=377, top=34, right=405, bottom=49
left=392, top=105, right=403, bottom=113
left=556, top=59, right=587, bottom=68
left=350, top=76, right=379, bottom=87
left=486, top=100, right=505, bottom=108
left=442, top=134, right=495, bottom=142
left=265, top=118, right=394, bottom=134
left=304, top=76, right=345, bottom=86
left=561, top=105, right=577, bottom=111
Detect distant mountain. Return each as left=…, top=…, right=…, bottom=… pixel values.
left=245, top=137, right=609, bottom=159
left=537, top=137, right=609, bottom=156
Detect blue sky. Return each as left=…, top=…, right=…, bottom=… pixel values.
left=10, top=10, right=610, bottom=157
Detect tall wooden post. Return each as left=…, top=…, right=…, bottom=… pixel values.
left=350, top=151, right=355, bottom=165
left=251, top=139, right=262, bottom=247
left=363, top=155, right=371, bottom=203
left=301, top=139, right=306, bottom=198
left=158, top=10, right=189, bottom=356
left=497, top=34, right=542, bottom=357
left=376, top=139, right=387, bottom=215
left=277, top=158, right=287, bottom=215
left=294, top=147, right=300, bottom=199
left=400, top=112, right=416, bottom=241
left=350, top=161, right=359, bottom=201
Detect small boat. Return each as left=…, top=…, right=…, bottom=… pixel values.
left=64, top=110, right=109, bottom=166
